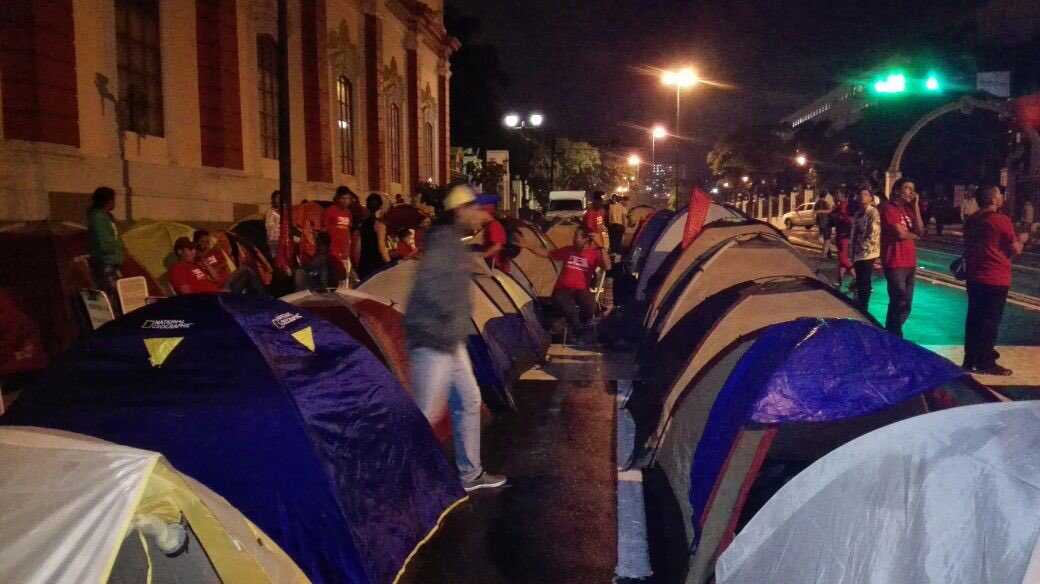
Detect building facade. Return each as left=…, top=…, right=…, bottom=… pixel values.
left=0, top=0, right=458, bottom=224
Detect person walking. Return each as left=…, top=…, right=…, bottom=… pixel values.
left=356, top=193, right=391, bottom=280
left=404, top=185, right=506, bottom=492
left=832, top=189, right=854, bottom=288
left=850, top=187, right=881, bottom=309
left=264, top=190, right=281, bottom=259
left=814, top=191, right=834, bottom=258
left=86, top=186, right=124, bottom=313
left=962, top=186, right=1029, bottom=375
left=583, top=191, right=609, bottom=250
left=607, top=194, right=627, bottom=256
left=880, top=178, right=924, bottom=337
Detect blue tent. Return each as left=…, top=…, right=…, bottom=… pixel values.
left=4, top=294, right=466, bottom=584
left=642, top=318, right=992, bottom=584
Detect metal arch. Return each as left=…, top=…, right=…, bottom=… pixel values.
left=888, top=96, right=1013, bottom=174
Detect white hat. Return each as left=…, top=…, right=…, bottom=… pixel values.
left=444, top=185, right=476, bottom=211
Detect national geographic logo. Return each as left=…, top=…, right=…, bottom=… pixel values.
left=141, top=320, right=193, bottom=330
left=272, top=312, right=304, bottom=329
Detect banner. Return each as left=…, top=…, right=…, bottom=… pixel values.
left=681, top=188, right=711, bottom=249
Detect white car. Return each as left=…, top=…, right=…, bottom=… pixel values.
left=782, top=202, right=817, bottom=229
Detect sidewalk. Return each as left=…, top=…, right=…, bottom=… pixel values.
left=400, top=344, right=633, bottom=583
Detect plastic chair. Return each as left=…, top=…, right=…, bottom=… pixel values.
left=116, top=276, right=149, bottom=313
left=79, top=289, right=116, bottom=330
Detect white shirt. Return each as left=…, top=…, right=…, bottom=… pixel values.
left=265, top=208, right=281, bottom=244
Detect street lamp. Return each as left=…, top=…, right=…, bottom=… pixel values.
left=627, top=154, right=642, bottom=167
left=662, top=67, right=699, bottom=205
left=651, top=124, right=667, bottom=167
left=504, top=112, right=543, bottom=129
left=504, top=113, right=520, bottom=128
left=795, top=154, right=808, bottom=167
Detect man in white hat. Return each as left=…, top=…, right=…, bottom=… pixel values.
left=404, top=185, right=507, bottom=491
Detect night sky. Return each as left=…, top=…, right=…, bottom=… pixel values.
left=451, top=0, right=994, bottom=173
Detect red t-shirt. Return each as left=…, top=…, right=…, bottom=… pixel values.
left=583, top=209, right=606, bottom=233
left=484, top=220, right=511, bottom=273
left=200, top=248, right=233, bottom=287
left=323, top=206, right=353, bottom=258
left=169, top=261, right=221, bottom=294
left=550, top=245, right=602, bottom=291
left=879, top=203, right=916, bottom=269
left=965, top=210, right=1016, bottom=287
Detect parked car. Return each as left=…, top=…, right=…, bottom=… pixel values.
left=545, top=191, right=586, bottom=222
left=782, top=202, right=817, bottom=229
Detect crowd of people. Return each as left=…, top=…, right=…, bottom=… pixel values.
left=815, top=178, right=1030, bottom=376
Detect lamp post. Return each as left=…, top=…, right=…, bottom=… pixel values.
left=662, top=68, right=698, bottom=206
left=651, top=124, right=667, bottom=166
left=504, top=112, right=545, bottom=212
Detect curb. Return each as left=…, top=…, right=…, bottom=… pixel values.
left=785, top=236, right=1040, bottom=310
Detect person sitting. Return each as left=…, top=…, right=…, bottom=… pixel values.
left=528, top=225, right=611, bottom=339
left=397, top=228, right=420, bottom=260
left=169, top=237, right=221, bottom=295
left=192, top=230, right=268, bottom=296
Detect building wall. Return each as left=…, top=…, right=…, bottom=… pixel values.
left=0, top=0, right=457, bottom=224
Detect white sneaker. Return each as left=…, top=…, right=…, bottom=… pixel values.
left=462, top=472, right=508, bottom=492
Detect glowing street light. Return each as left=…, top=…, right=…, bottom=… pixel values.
left=652, top=125, right=667, bottom=139
left=627, top=154, right=642, bottom=167
left=795, top=154, right=808, bottom=167
left=504, top=113, right=520, bottom=128
left=741, top=175, right=750, bottom=183
left=528, top=113, right=544, bottom=127
left=661, top=68, right=699, bottom=203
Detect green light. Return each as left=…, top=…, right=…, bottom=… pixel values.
left=925, top=76, right=940, bottom=91
left=873, top=73, right=906, bottom=94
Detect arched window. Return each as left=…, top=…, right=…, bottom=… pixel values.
left=256, top=35, right=279, bottom=159
left=336, top=76, right=355, bottom=175
left=116, top=0, right=164, bottom=136
left=389, top=104, right=402, bottom=183
left=422, top=121, right=435, bottom=181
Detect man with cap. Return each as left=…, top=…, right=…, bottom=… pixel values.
left=404, top=185, right=507, bottom=492
left=168, top=237, right=221, bottom=295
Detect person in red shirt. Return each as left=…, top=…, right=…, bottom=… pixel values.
left=962, top=186, right=1029, bottom=375
left=323, top=186, right=355, bottom=285
left=169, top=237, right=221, bottom=295
left=530, top=226, right=612, bottom=339
left=879, top=178, right=924, bottom=337
left=479, top=196, right=511, bottom=273
left=192, top=230, right=267, bottom=296
left=583, top=191, right=609, bottom=249
left=831, top=189, right=854, bottom=288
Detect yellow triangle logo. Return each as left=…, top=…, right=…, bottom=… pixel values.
left=144, top=337, right=184, bottom=367
left=292, top=327, right=315, bottom=352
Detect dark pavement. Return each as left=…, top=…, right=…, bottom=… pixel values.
left=400, top=377, right=618, bottom=584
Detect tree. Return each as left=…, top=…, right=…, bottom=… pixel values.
left=463, top=159, right=507, bottom=194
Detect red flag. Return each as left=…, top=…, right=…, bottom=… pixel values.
left=275, top=198, right=293, bottom=274
left=681, top=188, right=711, bottom=249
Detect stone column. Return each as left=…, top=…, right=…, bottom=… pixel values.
left=301, top=0, right=331, bottom=183
left=362, top=5, right=385, bottom=191
left=405, top=31, right=419, bottom=194
left=437, top=58, right=450, bottom=185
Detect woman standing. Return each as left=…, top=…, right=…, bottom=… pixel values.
left=850, top=187, right=881, bottom=309
left=356, top=193, right=391, bottom=280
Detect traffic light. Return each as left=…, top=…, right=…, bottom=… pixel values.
left=873, top=73, right=906, bottom=94
left=870, top=70, right=944, bottom=95
left=924, top=74, right=941, bottom=92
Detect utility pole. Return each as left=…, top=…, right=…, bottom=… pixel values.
left=277, top=0, right=292, bottom=220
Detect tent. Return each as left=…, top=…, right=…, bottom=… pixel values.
left=230, top=218, right=272, bottom=259
left=646, top=222, right=786, bottom=325
left=0, top=289, right=48, bottom=377
left=121, top=221, right=198, bottom=292
left=717, top=401, right=1040, bottom=584
left=643, top=233, right=813, bottom=349
left=357, top=260, right=539, bottom=411
left=383, top=204, right=429, bottom=234
left=627, top=204, right=654, bottom=229
left=641, top=318, right=995, bottom=584
left=0, top=222, right=160, bottom=358
left=512, top=222, right=559, bottom=299
left=3, top=294, right=465, bottom=584
left=546, top=219, right=579, bottom=250
left=635, top=204, right=744, bottom=301
left=629, top=277, right=868, bottom=466
left=625, top=209, right=674, bottom=277
left=0, top=426, right=307, bottom=583
left=282, top=288, right=411, bottom=390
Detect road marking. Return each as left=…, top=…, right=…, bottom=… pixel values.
left=615, top=379, right=652, bottom=581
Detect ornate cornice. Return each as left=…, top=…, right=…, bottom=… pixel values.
left=328, top=19, right=362, bottom=79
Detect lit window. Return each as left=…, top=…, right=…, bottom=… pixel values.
left=116, top=0, right=164, bottom=136
left=257, top=35, right=279, bottom=159
left=336, top=76, right=354, bottom=174
left=389, top=103, right=402, bottom=183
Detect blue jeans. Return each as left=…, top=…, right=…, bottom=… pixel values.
left=409, top=344, right=483, bottom=481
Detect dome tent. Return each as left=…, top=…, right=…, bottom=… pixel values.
left=642, top=318, right=995, bottom=584
left=717, top=401, right=1038, bottom=584
left=0, top=426, right=307, bottom=583
left=3, top=294, right=465, bottom=584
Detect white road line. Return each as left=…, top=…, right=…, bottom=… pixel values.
left=615, top=379, right=652, bottom=581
